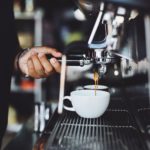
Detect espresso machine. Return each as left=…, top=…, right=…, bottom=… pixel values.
left=34, top=0, right=150, bottom=149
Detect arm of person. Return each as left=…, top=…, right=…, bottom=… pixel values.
left=14, top=46, right=62, bottom=78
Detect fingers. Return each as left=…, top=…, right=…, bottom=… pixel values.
left=38, top=54, right=53, bottom=75
left=28, top=55, right=46, bottom=78
left=31, top=47, right=62, bottom=58
left=19, top=46, right=62, bottom=78
left=50, top=58, right=61, bottom=73
left=27, top=59, right=40, bottom=78
left=32, top=55, right=46, bottom=76
left=33, top=47, right=62, bottom=74
left=27, top=54, right=61, bottom=78
left=38, top=54, right=61, bottom=73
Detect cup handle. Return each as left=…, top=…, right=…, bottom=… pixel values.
left=63, top=96, right=75, bottom=111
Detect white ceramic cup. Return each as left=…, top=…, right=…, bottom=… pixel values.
left=63, top=90, right=110, bottom=118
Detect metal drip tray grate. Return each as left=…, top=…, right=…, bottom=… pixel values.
left=138, top=108, right=150, bottom=127
left=45, top=111, right=148, bottom=150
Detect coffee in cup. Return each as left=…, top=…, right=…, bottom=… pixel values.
left=84, top=85, right=108, bottom=91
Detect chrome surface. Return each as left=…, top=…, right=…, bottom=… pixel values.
left=45, top=107, right=148, bottom=150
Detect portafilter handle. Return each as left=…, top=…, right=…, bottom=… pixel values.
left=46, top=54, right=92, bottom=66
left=47, top=41, right=94, bottom=66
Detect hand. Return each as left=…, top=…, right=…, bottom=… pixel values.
left=18, top=46, right=62, bottom=78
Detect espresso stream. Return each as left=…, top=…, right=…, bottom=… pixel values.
left=94, top=71, right=99, bottom=96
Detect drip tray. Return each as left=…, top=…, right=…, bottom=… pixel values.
left=138, top=108, right=150, bottom=128
left=44, top=110, right=148, bottom=150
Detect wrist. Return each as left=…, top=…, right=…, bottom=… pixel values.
left=15, top=48, right=30, bottom=76
left=15, top=51, right=23, bottom=72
